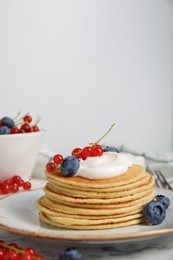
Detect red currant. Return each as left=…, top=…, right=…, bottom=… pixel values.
left=2, top=251, right=19, bottom=260
left=12, top=175, right=21, bottom=183
left=71, top=148, right=82, bottom=159
left=22, top=182, right=31, bottom=191
left=10, top=184, right=19, bottom=193
left=81, top=146, right=92, bottom=160
left=23, top=115, right=32, bottom=123
left=20, top=252, right=32, bottom=260
left=32, top=253, right=43, bottom=260
left=10, top=127, right=20, bottom=134
left=91, top=145, right=103, bottom=156
left=46, top=162, right=56, bottom=173
left=0, top=248, right=5, bottom=258
left=31, top=125, right=39, bottom=132
left=20, top=123, right=31, bottom=133
left=24, top=248, right=35, bottom=255
left=17, top=179, right=24, bottom=187
left=1, top=184, right=10, bottom=194
left=3, top=179, right=12, bottom=186
left=53, top=154, right=63, bottom=165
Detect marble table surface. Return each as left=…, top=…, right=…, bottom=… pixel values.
left=1, top=179, right=173, bottom=260
left=1, top=229, right=173, bottom=260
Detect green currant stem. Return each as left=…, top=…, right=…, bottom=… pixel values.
left=33, top=115, right=41, bottom=125
left=13, top=111, right=21, bottom=120
left=91, top=123, right=115, bottom=146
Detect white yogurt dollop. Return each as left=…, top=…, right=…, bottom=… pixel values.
left=75, top=152, right=133, bottom=179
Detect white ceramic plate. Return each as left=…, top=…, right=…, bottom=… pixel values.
left=0, top=188, right=173, bottom=246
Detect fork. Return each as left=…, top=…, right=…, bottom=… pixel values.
left=149, top=169, right=173, bottom=190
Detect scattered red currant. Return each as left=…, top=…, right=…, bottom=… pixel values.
left=0, top=240, right=43, bottom=260
left=23, top=181, right=32, bottom=191
left=0, top=176, right=32, bottom=195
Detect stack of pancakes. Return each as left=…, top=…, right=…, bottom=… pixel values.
left=36, top=164, right=155, bottom=230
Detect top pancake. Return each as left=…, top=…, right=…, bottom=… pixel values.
left=46, top=164, right=146, bottom=189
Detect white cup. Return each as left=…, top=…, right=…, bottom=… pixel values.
left=0, top=131, right=43, bottom=181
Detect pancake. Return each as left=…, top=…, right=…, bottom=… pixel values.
left=39, top=212, right=144, bottom=230
left=45, top=174, right=154, bottom=199
left=46, top=164, right=146, bottom=189
left=36, top=164, right=155, bottom=230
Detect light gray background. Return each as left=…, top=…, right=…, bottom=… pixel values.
left=0, top=0, right=172, bottom=155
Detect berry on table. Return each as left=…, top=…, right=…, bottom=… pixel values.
left=143, top=200, right=166, bottom=225
left=59, top=247, right=82, bottom=260
left=60, top=156, right=80, bottom=177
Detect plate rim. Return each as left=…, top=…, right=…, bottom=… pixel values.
left=0, top=188, right=173, bottom=243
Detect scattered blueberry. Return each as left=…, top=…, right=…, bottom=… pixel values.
left=155, top=195, right=170, bottom=209
left=143, top=201, right=166, bottom=225
left=0, top=126, right=10, bottom=135
left=59, top=248, right=82, bottom=260
left=60, top=156, right=80, bottom=177
left=1, top=117, right=14, bottom=128
left=103, top=146, right=119, bottom=153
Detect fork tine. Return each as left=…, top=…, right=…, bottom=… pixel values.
left=153, top=172, right=161, bottom=188
left=148, top=169, right=173, bottom=190
left=156, top=170, right=173, bottom=190
left=148, top=170, right=161, bottom=188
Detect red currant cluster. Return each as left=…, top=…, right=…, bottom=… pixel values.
left=0, top=113, right=40, bottom=135
left=46, top=144, right=104, bottom=173
left=11, top=114, right=40, bottom=134
left=0, top=240, right=43, bottom=259
left=46, top=123, right=115, bottom=174
left=0, top=176, right=31, bottom=195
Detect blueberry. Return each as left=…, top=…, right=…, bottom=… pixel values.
left=103, top=146, right=119, bottom=153
left=0, top=126, right=10, bottom=135
left=59, top=248, right=82, bottom=260
left=1, top=117, right=14, bottom=128
left=143, top=201, right=166, bottom=225
left=155, top=195, right=170, bottom=209
left=60, top=156, right=80, bottom=177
